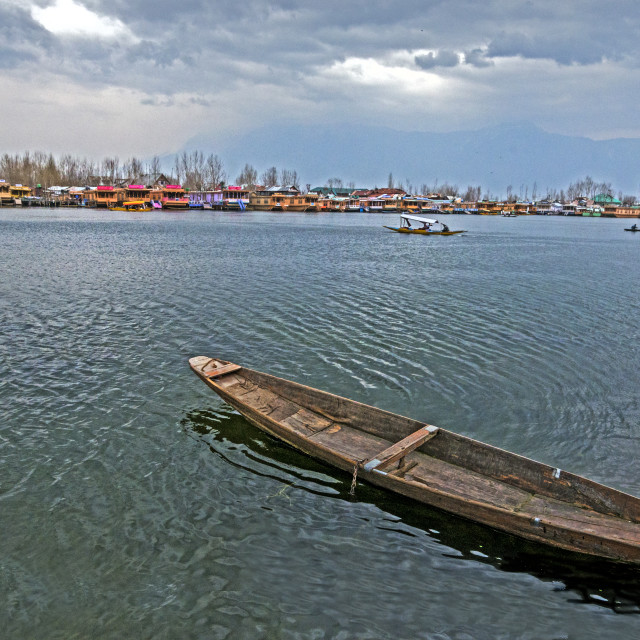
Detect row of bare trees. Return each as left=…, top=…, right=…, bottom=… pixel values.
left=172, top=151, right=226, bottom=191
left=0, top=151, right=297, bottom=192
left=1, top=152, right=636, bottom=203
left=0, top=151, right=166, bottom=188
left=235, top=164, right=300, bottom=190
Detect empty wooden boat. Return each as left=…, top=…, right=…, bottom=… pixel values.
left=189, top=356, right=640, bottom=564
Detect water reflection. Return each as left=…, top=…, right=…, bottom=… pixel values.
left=183, top=405, right=640, bottom=615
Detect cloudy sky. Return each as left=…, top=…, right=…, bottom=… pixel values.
left=2, top=0, right=640, bottom=160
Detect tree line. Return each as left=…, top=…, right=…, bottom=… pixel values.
left=0, top=150, right=636, bottom=203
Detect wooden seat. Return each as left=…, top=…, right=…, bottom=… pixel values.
left=363, top=425, right=439, bottom=473
left=204, top=363, right=242, bottom=378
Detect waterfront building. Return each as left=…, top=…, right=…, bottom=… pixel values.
left=0, top=180, right=14, bottom=206
left=317, top=195, right=347, bottom=211
left=513, top=202, right=535, bottom=215
left=161, top=185, right=190, bottom=209
left=10, top=184, right=31, bottom=204
left=249, top=186, right=313, bottom=211
left=594, top=193, right=622, bottom=217
left=614, top=204, right=640, bottom=218
left=86, top=185, right=126, bottom=208
left=210, top=186, right=250, bottom=210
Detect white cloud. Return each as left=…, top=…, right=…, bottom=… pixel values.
left=31, top=0, right=135, bottom=40
left=321, top=56, right=446, bottom=94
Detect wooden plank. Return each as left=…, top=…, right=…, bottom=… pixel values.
left=363, top=425, right=439, bottom=472
left=283, top=408, right=333, bottom=437
left=204, top=363, right=242, bottom=378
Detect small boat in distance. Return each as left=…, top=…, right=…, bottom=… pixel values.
left=108, top=200, right=153, bottom=212
left=384, top=214, right=466, bottom=235
left=624, top=224, right=639, bottom=232
left=190, top=356, right=640, bottom=564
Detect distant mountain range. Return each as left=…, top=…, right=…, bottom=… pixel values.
left=180, top=122, right=640, bottom=197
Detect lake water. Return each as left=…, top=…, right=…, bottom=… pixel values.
left=2, top=208, right=640, bottom=638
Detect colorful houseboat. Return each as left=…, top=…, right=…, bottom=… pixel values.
left=162, top=185, right=190, bottom=209
left=249, top=186, right=312, bottom=211
left=211, top=186, right=250, bottom=210
left=614, top=205, right=640, bottom=218
left=0, top=181, right=12, bottom=206
left=89, top=185, right=126, bottom=208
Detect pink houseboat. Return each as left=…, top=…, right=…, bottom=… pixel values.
left=162, top=185, right=190, bottom=210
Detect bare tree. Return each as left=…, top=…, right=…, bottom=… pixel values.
left=261, top=166, right=278, bottom=187
left=148, top=155, right=162, bottom=183
left=236, top=163, right=258, bottom=188
left=463, top=185, right=481, bottom=202
left=102, top=157, right=120, bottom=184
left=280, top=169, right=299, bottom=188
left=205, top=154, right=226, bottom=189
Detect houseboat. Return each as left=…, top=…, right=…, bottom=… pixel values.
left=318, top=195, right=347, bottom=212
left=10, top=184, right=31, bottom=205
left=162, top=185, right=190, bottom=210
left=362, top=197, right=384, bottom=213
left=125, top=184, right=151, bottom=204
left=0, top=181, right=13, bottom=206
left=476, top=201, right=503, bottom=215
left=211, top=186, right=251, bottom=210
left=249, top=186, right=311, bottom=211
left=90, top=185, right=126, bottom=208
left=512, top=202, right=534, bottom=215
left=304, top=192, right=320, bottom=211
left=346, top=197, right=364, bottom=212
left=614, top=205, right=640, bottom=218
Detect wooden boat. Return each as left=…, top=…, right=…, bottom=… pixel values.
left=384, top=214, right=466, bottom=236
left=189, top=356, right=640, bottom=564
left=624, top=227, right=640, bottom=232
left=108, top=200, right=153, bottom=212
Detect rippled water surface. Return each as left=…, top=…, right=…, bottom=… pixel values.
left=2, top=209, right=640, bottom=638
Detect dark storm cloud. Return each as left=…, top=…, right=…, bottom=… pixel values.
left=463, top=48, right=493, bottom=68
left=14, top=0, right=640, bottom=93
left=0, top=3, right=53, bottom=66
left=415, top=50, right=460, bottom=69
left=486, top=30, right=624, bottom=66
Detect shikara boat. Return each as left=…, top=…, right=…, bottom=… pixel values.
left=384, top=214, right=466, bottom=235
left=189, top=356, right=640, bottom=564
left=108, top=200, right=153, bottom=212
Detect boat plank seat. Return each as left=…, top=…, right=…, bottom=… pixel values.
left=364, top=425, right=439, bottom=472
left=204, top=363, right=242, bottom=378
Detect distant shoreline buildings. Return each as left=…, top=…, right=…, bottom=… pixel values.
left=1, top=179, right=639, bottom=218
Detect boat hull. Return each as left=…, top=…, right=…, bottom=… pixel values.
left=189, top=357, right=640, bottom=564
left=384, top=226, right=466, bottom=235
